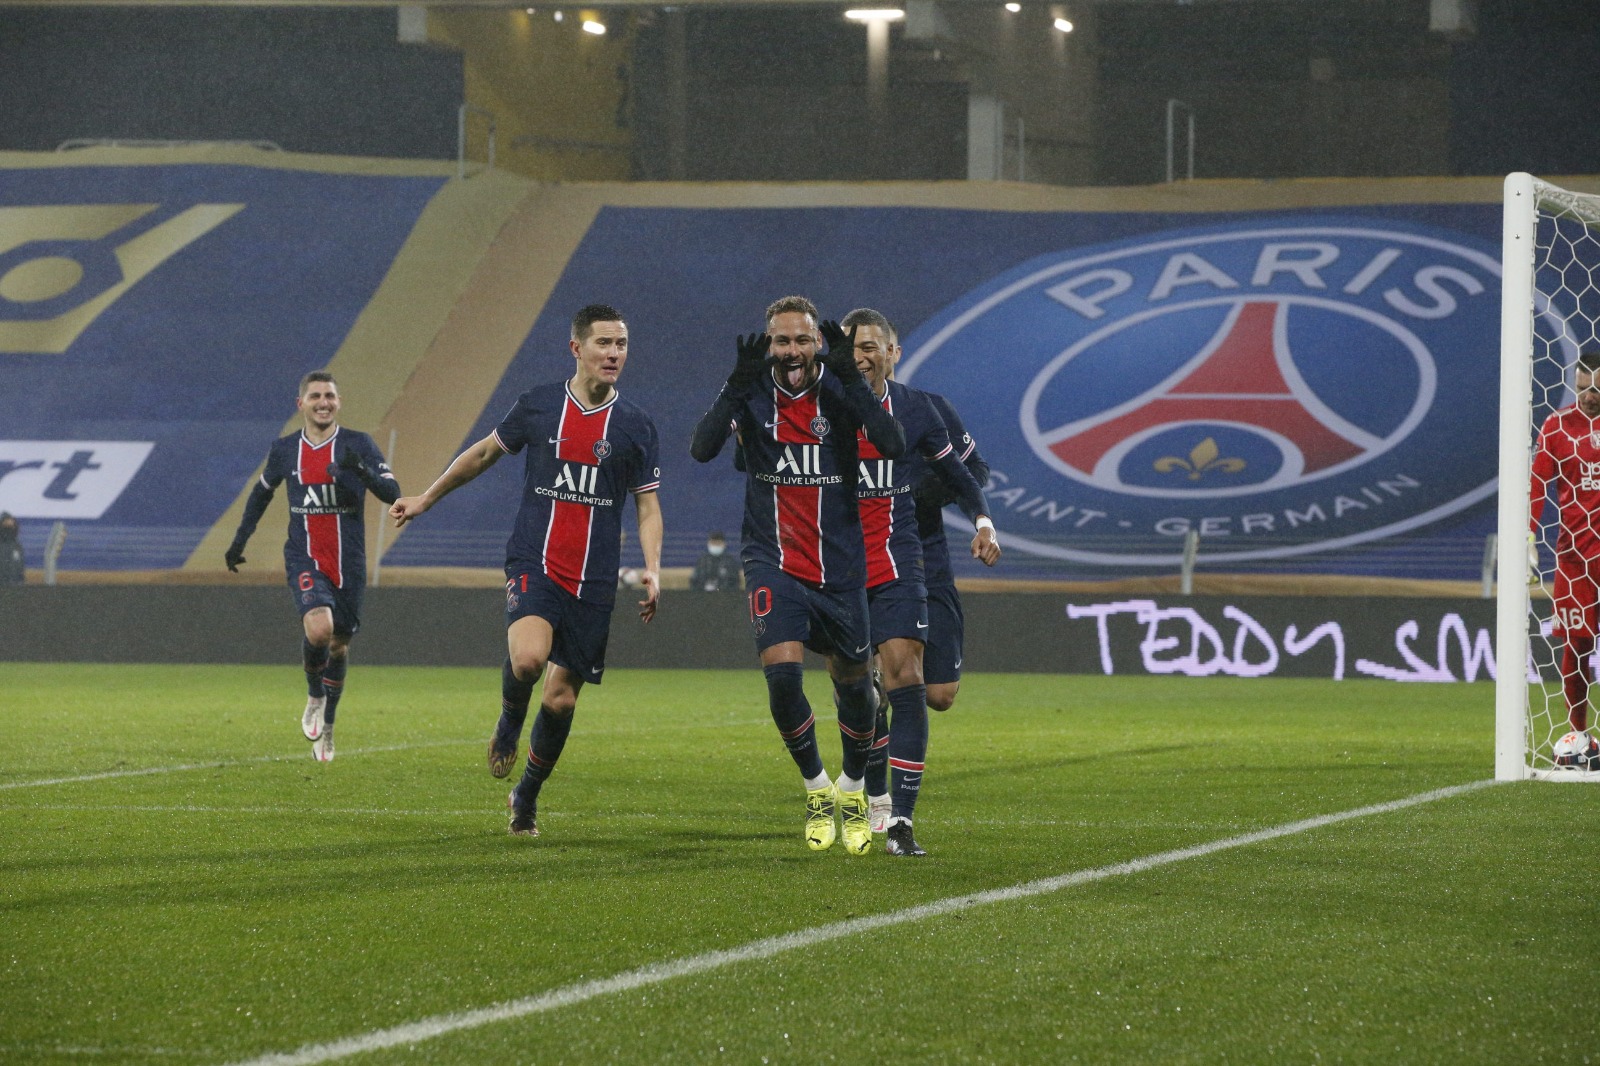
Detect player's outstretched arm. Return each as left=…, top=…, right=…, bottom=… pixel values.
left=634, top=489, right=664, bottom=623
left=390, top=435, right=502, bottom=528
left=226, top=480, right=277, bottom=572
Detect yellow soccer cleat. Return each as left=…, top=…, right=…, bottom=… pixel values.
left=804, top=785, right=837, bottom=851
left=836, top=785, right=872, bottom=856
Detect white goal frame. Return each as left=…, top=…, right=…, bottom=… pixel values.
left=1496, top=172, right=1600, bottom=782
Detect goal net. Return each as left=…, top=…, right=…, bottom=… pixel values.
left=1497, top=172, right=1600, bottom=781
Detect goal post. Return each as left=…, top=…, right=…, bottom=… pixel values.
left=1496, top=172, right=1600, bottom=781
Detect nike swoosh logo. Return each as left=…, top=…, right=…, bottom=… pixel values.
left=548, top=436, right=566, bottom=444
left=953, top=659, right=963, bottom=669
left=763, top=420, right=781, bottom=430
left=916, top=621, right=928, bottom=629
left=855, top=644, right=870, bottom=654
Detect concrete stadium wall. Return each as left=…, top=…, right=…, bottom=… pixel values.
left=0, top=586, right=1498, bottom=683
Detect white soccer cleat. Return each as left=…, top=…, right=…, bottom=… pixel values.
left=302, top=695, right=326, bottom=741
left=868, top=792, right=891, bottom=834
left=312, top=724, right=335, bottom=763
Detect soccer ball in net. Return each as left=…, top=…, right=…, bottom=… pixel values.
left=1552, top=731, right=1600, bottom=770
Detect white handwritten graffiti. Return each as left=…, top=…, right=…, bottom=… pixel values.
left=1065, top=599, right=1496, bottom=682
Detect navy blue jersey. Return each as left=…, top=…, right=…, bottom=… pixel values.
left=492, top=381, right=661, bottom=608
left=254, top=428, right=395, bottom=589
left=856, top=381, right=960, bottom=588
left=741, top=369, right=886, bottom=588
left=915, top=392, right=989, bottom=589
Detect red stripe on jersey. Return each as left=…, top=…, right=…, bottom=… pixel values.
left=858, top=391, right=896, bottom=587
left=772, top=385, right=825, bottom=584
left=542, top=391, right=613, bottom=597
left=297, top=434, right=343, bottom=588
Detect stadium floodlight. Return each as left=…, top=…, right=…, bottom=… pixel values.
left=844, top=9, right=905, bottom=22
left=1497, top=172, right=1600, bottom=782
left=582, top=19, right=606, bottom=34
left=1054, top=17, right=1073, bottom=32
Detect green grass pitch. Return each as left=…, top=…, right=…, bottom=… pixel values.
left=2, top=663, right=1597, bottom=1065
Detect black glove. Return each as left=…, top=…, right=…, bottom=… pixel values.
left=224, top=544, right=246, bottom=572
left=818, top=320, right=862, bottom=385
left=728, top=332, right=772, bottom=390
left=331, top=448, right=370, bottom=482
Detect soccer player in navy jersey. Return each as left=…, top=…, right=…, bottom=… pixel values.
left=390, top=304, right=663, bottom=838
left=913, top=390, right=990, bottom=719
left=691, top=295, right=906, bottom=856
left=225, top=371, right=401, bottom=762
left=840, top=308, right=999, bottom=857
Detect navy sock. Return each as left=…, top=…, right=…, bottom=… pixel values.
left=500, top=658, right=536, bottom=735
left=864, top=698, right=890, bottom=796
left=887, top=684, right=928, bottom=821
left=321, top=654, right=348, bottom=726
left=303, top=639, right=329, bottom=698
left=514, top=705, right=575, bottom=804
left=833, top=674, right=877, bottom=782
left=763, top=662, right=824, bottom=780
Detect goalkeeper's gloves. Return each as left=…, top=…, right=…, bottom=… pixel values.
left=1527, top=532, right=1541, bottom=588
left=225, top=543, right=246, bottom=573
left=727, top=333, right=772, bottom=391
left=818, top=320, right=863, bottom=386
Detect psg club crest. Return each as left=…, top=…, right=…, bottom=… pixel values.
left=811, top=416, right=831, bottom=438
left=899, top=217, right=1502, bottom=565
left=592, top=439, right=612, bottom=460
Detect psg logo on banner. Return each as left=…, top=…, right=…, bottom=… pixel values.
left=899, top=218, right=1502, bottom=565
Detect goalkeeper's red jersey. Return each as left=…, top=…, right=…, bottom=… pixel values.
left=1530, top=405, right=1600, bottom=560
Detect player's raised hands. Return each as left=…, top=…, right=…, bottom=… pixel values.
left=970, top=523, right=1001, bottom=566
left=818, top=320, right=862, bottom=384
left=728, top=332, right=772, bottom=389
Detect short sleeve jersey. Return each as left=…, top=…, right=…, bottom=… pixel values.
left=916, top=391, right=982, bottom=589
left=856, top=380, right=955, bottom=589
left=734, top=367, right=873, bottom=589
left=1531, top=405, right=1600, bottom=560
left=492, top=382, right=661, bottom=607
left=259, top=428, right=392, bottom=589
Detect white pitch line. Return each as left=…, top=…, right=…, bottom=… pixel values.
left=220, top=778, right=1498, bottom=1066
left=0, top=740, right=474, bottom=791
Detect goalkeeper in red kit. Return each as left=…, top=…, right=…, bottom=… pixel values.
left=1529, top=348, right=1600, bottom=740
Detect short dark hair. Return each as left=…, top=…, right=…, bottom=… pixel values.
left=298, top=370, right=336, bottom=396
left=1579, top=350, right=1600, bottom=374
left=840, top=307, right=893, bottom=336
left=572, top=304, right=625, bottom=342
left=765, top=295, right=819, bottom=326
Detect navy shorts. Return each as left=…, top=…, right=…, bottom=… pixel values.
left=505, top=568, right=613, bottom=685
left=866, top=576, right=929, bottom=648
left=922, top=583, right=965, bottom=686
left=745, top=565, right=871, bottom=665
left=287, top=568, right=362, bottom=637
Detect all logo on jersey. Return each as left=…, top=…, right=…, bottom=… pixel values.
left=859, top=458, right=896, bottom=490
left=554, top=462, right=600, bottom=496
left=0, top=203, right=244, bottom=354
left=775, top=444, right=822, bottom=477
left=899, top=219, right=1501, bottom=565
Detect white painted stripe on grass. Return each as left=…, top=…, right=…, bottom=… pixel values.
left=0, top=740, right=473, bottom=791
left=220, top=778, right=1498, bottom=1066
